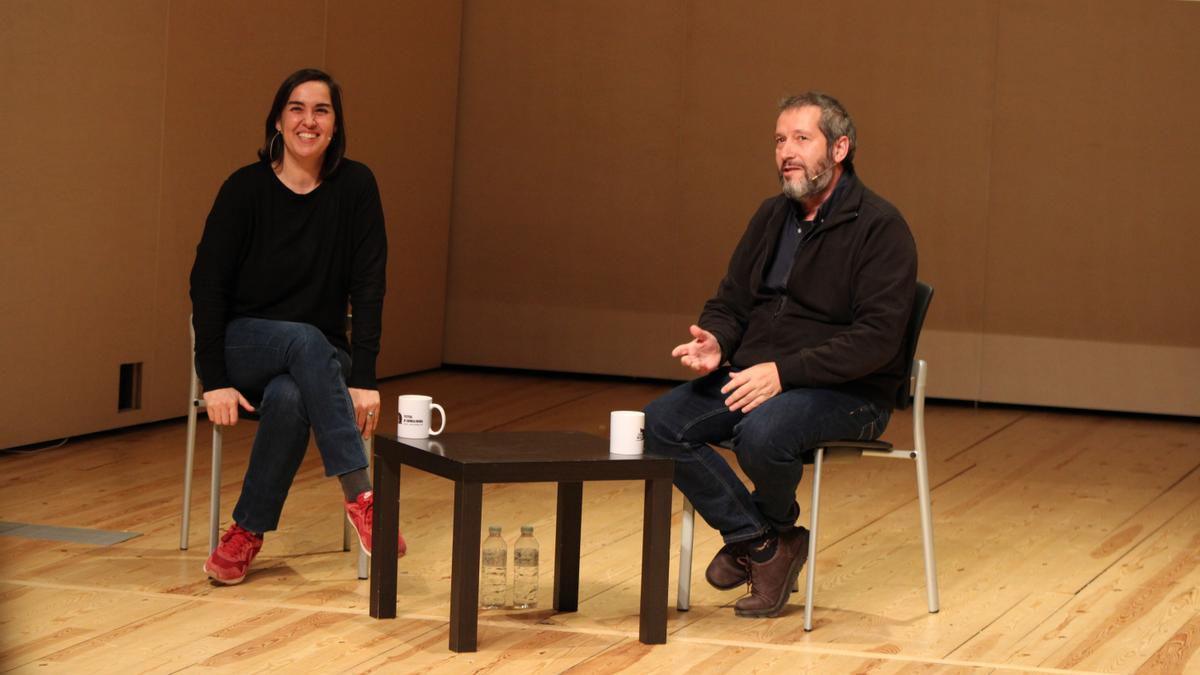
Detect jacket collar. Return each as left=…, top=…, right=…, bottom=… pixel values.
left=795, top=166, right=863, bottom=237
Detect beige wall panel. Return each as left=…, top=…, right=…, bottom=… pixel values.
left=980, top=335, right=1200, bottom=416
left=5, top=0, right=461, bottom=447
left=981, top=1, right=1199, bottom=413
left=919, top=329, right=984, bottom=401
left=446, top=0, right=996, bottom=393
left=679, top=1, right=997, bottom=337
left=449, top=301, right=693, bottom=380
left=445, top=1, right=689, bottom=368
left=151, top=0, right=326, bottom=434
left=0, top=1, right=168, bottom=448
left=678, top=0, right=997, bottom=399
left=327, top=1, right=463, bottom=377
left=985, top=1, right=1200, bottom=346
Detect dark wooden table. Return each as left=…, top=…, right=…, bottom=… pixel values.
left=368, top=431, right=675, bottom=652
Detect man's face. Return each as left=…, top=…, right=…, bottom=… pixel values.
left=775, top=105, right=835, bottom=202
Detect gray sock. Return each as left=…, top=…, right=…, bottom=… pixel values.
left=338, top=469, right=371, bottom=502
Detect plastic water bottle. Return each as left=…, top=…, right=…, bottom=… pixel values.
left=512, top=524, right=539, bottom=609
left=480, top=525, right=507, bottom=609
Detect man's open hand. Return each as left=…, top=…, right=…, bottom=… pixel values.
left=671, top=325, right=721, bottom=374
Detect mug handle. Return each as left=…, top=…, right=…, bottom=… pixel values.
left=429, top=403, right=446, bottom=436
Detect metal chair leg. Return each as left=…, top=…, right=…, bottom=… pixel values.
left=911, top=359, right=938, bottom=613
left=343, top=433, right=358, bottom=553
left=209, top=425, right=223, bottom=553
left=182, top=395, right=198, bottom=551
left=357, top=435, right=372, bottom=580
left=804, top=447, right=824, bottom=632
left=913, top=429, right=938, bottom=610
left=677, top=498, right=695, bottom=611
left=915, top=450, right=939, bottom=613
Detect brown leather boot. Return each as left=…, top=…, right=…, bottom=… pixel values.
left=705, top=544, right=748, bottom=590
left=733, top=527, right=809, bottom=618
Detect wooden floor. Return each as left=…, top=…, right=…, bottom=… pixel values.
left=2, top=367, right=1198, bottom=674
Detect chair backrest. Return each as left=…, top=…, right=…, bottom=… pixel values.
left=894, top=281, right=934, bottom=411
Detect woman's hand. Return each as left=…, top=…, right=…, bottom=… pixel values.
left=202, top=387, right=255, bottom=426
left=349, top=388, right=381, bottom=439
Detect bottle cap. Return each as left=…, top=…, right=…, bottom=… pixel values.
left=489, top=525, right=502, bottom=535
left=521, top=524, right=534, bottom=535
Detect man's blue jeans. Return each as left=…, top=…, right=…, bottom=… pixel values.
left=222, top=317, right=368, bottom=534
left=643, top=367, right=890, bottom=545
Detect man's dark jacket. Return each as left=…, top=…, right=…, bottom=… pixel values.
left=699, top=170, right=918, bottom=411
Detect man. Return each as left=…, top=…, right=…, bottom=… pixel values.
left=644, top=92, right=916, bottom=617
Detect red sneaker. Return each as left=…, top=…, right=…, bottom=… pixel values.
left=204, top=524, right=263, bottom=585
left=346, top=490, right=406, bottom=558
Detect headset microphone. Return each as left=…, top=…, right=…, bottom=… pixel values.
left=808, top=164, right=833, bottom=183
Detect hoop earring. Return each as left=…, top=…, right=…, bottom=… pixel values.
left=269, top=131, right=282, bottom=160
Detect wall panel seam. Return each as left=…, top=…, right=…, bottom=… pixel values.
left=977, top=0, right=1003, bottom=404
left=150, top=0, right=173, bottom=409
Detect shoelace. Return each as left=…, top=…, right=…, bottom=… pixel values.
left=743, top=537, right=779, bottom=595
left=358, top=495, right=373, bottom=529
left=738, top=554, right=753, bottom=594
left=221, top=527, right=259, bottom=558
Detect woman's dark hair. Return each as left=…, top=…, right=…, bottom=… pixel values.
left=258, top=68, right=346, bottom=179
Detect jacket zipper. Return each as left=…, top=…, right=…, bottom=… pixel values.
left=773, top=221, right=809, bottom=319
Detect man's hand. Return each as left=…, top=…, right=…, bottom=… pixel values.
left=671, top=324, right=722, bottom=374
left=349, top=388, right=381, bottom=439
left=202, top=387, right=255, bottom=426
left=721, top=362, right=782, bottom=413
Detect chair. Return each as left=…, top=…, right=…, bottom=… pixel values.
left=180, top=319, right=371, bottom=580
left=676, top=281, right=937, bottom=630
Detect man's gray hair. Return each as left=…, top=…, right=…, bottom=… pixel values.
left=779, top=92, right=856, bottom=165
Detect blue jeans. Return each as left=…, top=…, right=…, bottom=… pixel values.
left=222, top=317, right=368, bottom=533
left=643, top=367, right=889, bottom=544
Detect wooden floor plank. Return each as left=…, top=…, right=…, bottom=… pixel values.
left=947, top=455, right=1200, bottom=668
left=999, top=475, right=1200, bottom=673
left=1, top=367, right=1197, bottom=673
left=349, top=624, right=620, bottom=673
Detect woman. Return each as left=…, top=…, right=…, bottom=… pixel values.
left=190, top=68, right=402, bottom=585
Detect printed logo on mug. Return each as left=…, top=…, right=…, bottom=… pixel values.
left=398, top=394, right=446, bottom=439
left=609, top=410, right=645, bottom=455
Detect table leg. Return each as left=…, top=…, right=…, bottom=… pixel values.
left=449, top=480, right=483, bottom=652
left=369, top=447, right=400, bottom=619
left=554, top=481, right=583, bottom=612
left=639, top=477, right=672, bottom=644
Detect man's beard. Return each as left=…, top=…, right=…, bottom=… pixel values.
left=780, top=154, right=835, bottom=202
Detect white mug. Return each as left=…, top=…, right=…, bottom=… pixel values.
left=398, top=394, right=446, bottom=439
left=609, top=410, right=645, bottom=455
